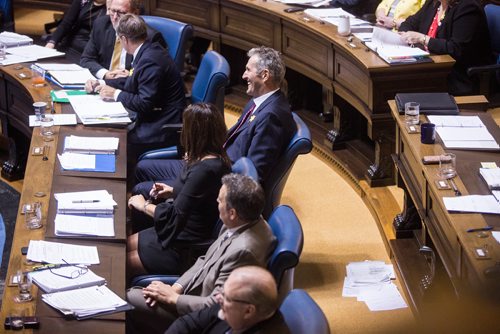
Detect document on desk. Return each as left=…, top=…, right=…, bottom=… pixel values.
left=479, top=168, right=500, bottom=190
left=67, top=94, right=131, bottom=124
left=0, top=54, right=37, bottom=66
left=54, top=214, right=115, bottom=237
left=29, top=267, right=106, bottom=293
left=0, top=31, right=33, bottom=47
left=42, top=285, right=130, bottom=319
left=427, top=115, right=500, bottom=150
left=29, top=114, right=77, bottom=126
left=364, top=27, right=429, bottom=64
left=64, top=135, right=119, bottom=154
left=7, top=44, right=65, bottom=59
left=27, top=240, right=100, bottom=265
left=279, top=0, right=330, bottom=7
left=55, top=189, right=117, bottom=215
left=304, top=8, right=370, bottom=26
left=443, top=195, right=500, bottom=214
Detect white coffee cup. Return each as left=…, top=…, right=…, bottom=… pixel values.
left=337, top=16, right=351, bottom=36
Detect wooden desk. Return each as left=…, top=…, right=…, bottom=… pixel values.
left=147, top=0, right=455, bottom=186
left=390, top=101, right=500, bottom=329
left=0, top=66, right=127, bottom=333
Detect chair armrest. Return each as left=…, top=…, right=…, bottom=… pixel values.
left=138, top=146, right=179, bottom=161
left=467, top=63, right=500, bottom=77
left=130, top=275, right=179, bottom=287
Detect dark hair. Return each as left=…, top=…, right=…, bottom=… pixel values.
left=221, top=173, right=265, bottom=222
left=116, top=14, right=147, bottom=42
left=181, top=103, right=231, bottom=167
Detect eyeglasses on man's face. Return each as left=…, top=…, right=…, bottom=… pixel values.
left=109, top=8, right=127, bottom=17
left=220, top=290, right=252, bottom=305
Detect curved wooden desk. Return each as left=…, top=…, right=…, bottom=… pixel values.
left=147, top=0, right=455, bottom=186
left=0, top=65, right=127, bottom=334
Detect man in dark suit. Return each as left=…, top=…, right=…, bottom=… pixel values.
left=80, top=0, right=166, bottom=80
left=133, top=46, right=296, bottom=197
left=126, top=174, right=276, bottom=333
left=85, top=14, right=185, bottom=159
left=165, top=266, right=291, bottom=334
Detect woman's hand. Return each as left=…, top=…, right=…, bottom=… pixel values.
left=149, top=182, right=173, bottom=200
left=128, top=194, right=147, bottom=211
left=399, top=31, right=426, bottom=46
left=376, top=14, right=395, bottom=29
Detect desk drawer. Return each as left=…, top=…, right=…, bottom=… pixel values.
left=427, top=191, right=460, bottom=279
left=335, top=53, right=370, bottom=107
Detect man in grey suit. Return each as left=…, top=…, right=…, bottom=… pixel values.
left=126, top=173, right=276, bottom=333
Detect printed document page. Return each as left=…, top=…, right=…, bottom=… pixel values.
left=27, top=240, right=100, bottom=264
left=443, top=195, right=500, bottom=214
left=29, top=267, right=106, bottom=293
left=54, top=214, right=115, bottom=237
left=67, top=94, right=131, bottom=124
left=7, top=44, right=65, bottom=59
left=64, top=135, right=119, bottom=153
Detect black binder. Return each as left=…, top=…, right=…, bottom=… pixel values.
left=395, top=93, right=459, bottom=115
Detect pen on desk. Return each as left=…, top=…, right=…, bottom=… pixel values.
left=449, top=178, right=461, bottom=196
left=72, top=199, right=100, bottom=203
left=42, top=145, right=49, bottom=161
left=51, top=100, right=55, bottom=114
left=466, top=226, right=493, bottom=233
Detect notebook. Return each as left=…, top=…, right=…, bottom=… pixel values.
left=395, top=93, right=459, bottom=115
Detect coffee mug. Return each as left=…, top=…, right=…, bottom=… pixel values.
left=420, top=123, right=436, bottom=144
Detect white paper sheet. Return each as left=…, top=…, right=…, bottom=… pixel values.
left=7, top=44, right=65, bottom=59
left=57, top=152, right=96, bottom=170
left=27, top=240, right=100, bottom=264
left=64, top=135, right=119, bottom=153
left=29, top=114, right=77, bottom=126
left=443, top=195, right=500, bottom=214
left=54, top=214, right=115, bottom=237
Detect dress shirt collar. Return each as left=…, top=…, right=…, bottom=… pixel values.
left=252, top=88, right=279, bottom=112
left=131, top=42, right=144, bottom=65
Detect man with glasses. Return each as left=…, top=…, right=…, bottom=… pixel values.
left=80, top=0, right=166, bottom=79
left=84, top=14, right=184, bottom=161
left=126, top=174, right=276, bottom=333
left=165, top=266, right=290, bottom=333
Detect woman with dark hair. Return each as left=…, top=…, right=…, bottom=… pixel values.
left=45, top=0, right=107, bottom=58
left=127, top=103, right=231, bottom=276
left=398, top=0, right=492, bottom=95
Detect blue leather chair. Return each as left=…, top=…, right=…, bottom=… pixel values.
left=262, top=112, right=312, bottom=218
left=142, top=16, right=193, bottom=74
left=0, top=214, right=5, bottom=269
left=130, top=205, right=304, bottom=302
left=467, top=4, right=500, bottom=105
left=280, top=289, right=330, bottom=334
left=137, top=50, right=230, bottom=161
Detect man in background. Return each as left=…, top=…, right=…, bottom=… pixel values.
left=166, top=266, right=290, bottom=334
left=80, top=0, right=166, bottom=79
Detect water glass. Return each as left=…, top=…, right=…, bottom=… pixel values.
left=14, top=271, right=32, bottom=303
left=40, top=116, right=54, bottom=141
left=404, top=102, right=420, bottom=126
left=25, top=202, right=42, bottom=229
left=438, top=153, right=456, bottom=179
left=31, top=69, right=46, bottom=87
left=337, top=16, right=351, bottom=36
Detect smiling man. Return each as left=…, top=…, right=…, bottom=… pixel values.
left=133, top=46, right=296, bottom=200
left=80, top=0, right=166, bottom=79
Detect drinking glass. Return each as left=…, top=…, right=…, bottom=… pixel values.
left=40, top=116, right=54, bottom=141
left=24, top=202, right=42, bottom=229
left=404, top=102, right=420, bottom=126
left=31, top=69, right=46, bottom=87
left=438, top=153, right=456, bottom=179
left=14, top=271, right=32, bottom=303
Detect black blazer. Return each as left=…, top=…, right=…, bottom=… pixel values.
left=80, top=15, right=167, bottom=76
left=399, top=0, right=492, bottom=95
left=105, top=41, right=185, bottom=145
left=225, top=90, right=296, bottom=184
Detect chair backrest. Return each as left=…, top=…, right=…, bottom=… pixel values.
left=262, top=112, right=312, bottom=218
left=190, top=50, right=230, bottom=113
left=231, top=157, right=258, bottom=181
left=280, top=289, right=330, bottom=334
left=0, top=214, right=5, bottom=269
left=485, top=4, right=500, bottom=60
left=266, top=205, right=304, bottom=301
left=142, top=15, right=193, bottom=73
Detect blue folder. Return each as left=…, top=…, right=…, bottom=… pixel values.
left=62, top=154, right=116, bottom=173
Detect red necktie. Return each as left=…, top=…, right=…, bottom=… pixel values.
left=223, top=102, right=256, bottom=148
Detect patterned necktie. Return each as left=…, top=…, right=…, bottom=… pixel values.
left=110, top=37, right=121, bottom=70
left=223, top=101, right=256, bottom=148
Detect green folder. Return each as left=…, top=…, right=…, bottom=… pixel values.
left=50, top=90, right=88, bottom=103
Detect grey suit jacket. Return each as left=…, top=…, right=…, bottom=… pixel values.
left=175, top=218, right=276, bottom=315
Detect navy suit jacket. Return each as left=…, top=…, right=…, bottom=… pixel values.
left=166, top=304, right=291, bottom=334
left=225, top=90, right=296, bottom=184
left=80, top=15, right=167, bottom=76
left=105, top=41, right=185, bottom=145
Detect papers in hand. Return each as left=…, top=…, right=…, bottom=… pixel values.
left=29, top=267, right=106, bottom=293
left=42, top=285, right=129, bottom=319
left=27, top=240, right=100, bottom=265
left=365, top=27, right=429, bottom=64
left=342, top=260, right=407, bottom=311
left=67, top=94, right=131, bottom=124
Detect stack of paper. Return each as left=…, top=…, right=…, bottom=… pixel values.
left=427, top=115, right=500, bottom=150
left=27, top=240, right=100, bottom=265
left=304, top=8, right=371, bottom=26
left=53, top=190, right=116, bottom=237
left=480, top=168, right=500, bottom=190
left=42, top=285, right=130, bottom=319
left=7, top=44, right=64, bottom=60
left=58, top=135, right=119, bottom=172
left=342, top=260, right=407, bottom=311
left=0, top=31, right=33, bottom=47
left=443, top=195, right=500, bottom=214
left=365, top=27, right=429, bottom=64
left=29, top=267, right=106, bottom=293
left=32, top=63, right=96, bottom=89
left=67, top=94, right=131, bottom=125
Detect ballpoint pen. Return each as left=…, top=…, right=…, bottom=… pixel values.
left=466, top=226, right=493, bottom=233
left=448, top=178, right=461, bottom=196
left=72, top=200, right=100, bottom=203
